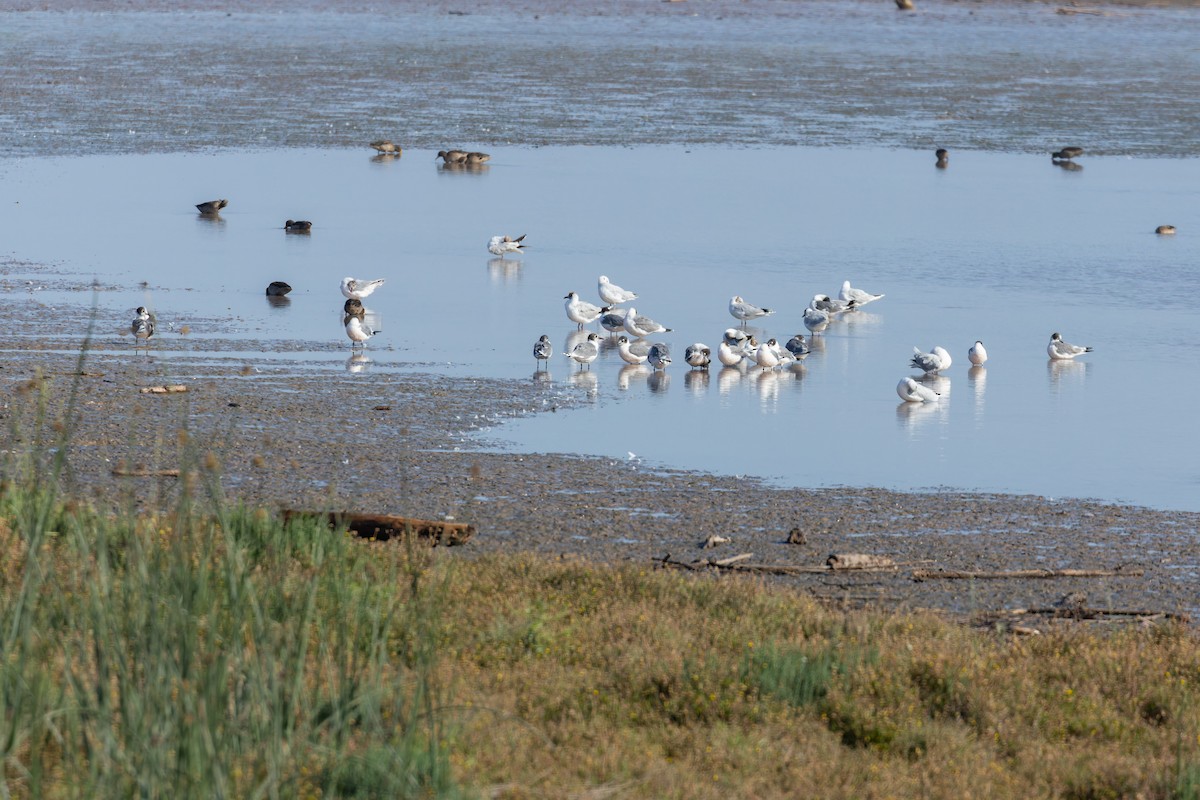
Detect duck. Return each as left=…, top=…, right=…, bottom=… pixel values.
left=284, top=219, right=312, bottom=233
left=935, top=148, right=948, bottom=168
left=1156, top=225, right=1177, bottom=235
left=195, top=199, right=227, bottom=214
left=1052, top=146, right=1084, bottom=160
left=436, top=150, right=467, bottom=164
left=265, top=281, right=292, bottom=297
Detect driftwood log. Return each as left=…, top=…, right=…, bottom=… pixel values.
left=912, top=566, right=1143, bottom=582
left=140, top=385, right=188, bottom=394
left=656, top=553, right=910, bottom=576
left=982, top=607, right=1189, bottom=624
left=282, top=510, right=475, bottom=546
left=112, top=467, right=181, bottom=478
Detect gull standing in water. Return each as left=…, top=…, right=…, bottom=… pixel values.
left=533, top=335, right=553, bottom=369
left=345, top=316, right=376, bottom=349
left=718, top=338, right=745, bottom=367
left=622, top=307, right=672, bottom=338
left=565, top=332, right=602, bottom=369
left=968, top=341, right=988, bottom=366
left=1047, top=332, right=1093, bottom=360
left=488, top=234, right=527, bottom=258
left=616, top=335, right=651, bottom=365
left=131, top=307, right=155, bottom=346
left=341, top=276, right=385, bottom=300
left=729, top=295, right=774, bottom=326
left=802, top=305, right=830, bottom=336
left=648, top=342, right=671, bottom=370
left=685, top=343, right=712, bottom=369
left=597, top=275, right=638, bottom=305
left=897, top=377, right=940, bottom=403
left=839, top=280, right=885, bottom=307
left=910, top=345, right=952, bottom=374
left=784, top=333, right=810, bottom=359
left=599, top=309, right=628, bottom=335
left=754, top=338, right=789, bottom=370
left=565, top=291, right=609, bottom=328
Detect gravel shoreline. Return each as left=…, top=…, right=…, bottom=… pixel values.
left=3, top=298, right=1197, bottom=624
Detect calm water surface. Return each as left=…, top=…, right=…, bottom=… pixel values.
left=2, top=146, right=1197, bottom=510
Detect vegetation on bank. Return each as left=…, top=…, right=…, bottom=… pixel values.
left=2, top=370, right=1199, bottom=798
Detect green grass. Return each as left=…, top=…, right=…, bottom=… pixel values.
left=3, top=365, right=1200, bottom=798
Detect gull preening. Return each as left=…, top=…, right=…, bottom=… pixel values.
left=839, top=280, right=884, bottom=307
left=897, top=377, right=940, bottom=403
left=685, top=343, right=712, bottom=369
left=565, top=332, right=602, bottom=369
left=131, top=307, right=154, bottom=345
left=648, top=342, right=672, bottom=370
left=718, top=334, right=746, bottom=367
left=565, top=291, right=609, bottom=328
left=622, top=307, right=672, bottom=338
left=729, top=295, right=774, bottom=325
left=968, top=341, right=988, bottom=366
left=345, top=316, right=376, bottom=349
left=598, top=275, right=638, bottom=305
left=488, top=234, right=527, bottom=258
left=195, top=199, right=227, bottom=215
left=910, top=345, right=952, bottom=374
left=1047, top=332, right=1093, bottom=360
left=616, top=335, right=651, bottom=365
left=533, top=334, right=553, bottom=368
left=341, top=277, right=385, bottom=301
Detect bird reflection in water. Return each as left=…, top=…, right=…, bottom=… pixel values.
left=717, top=365, right=744, bottom=396
left=487, top=257, right=522, bottom=285
left=684, top=369, right=709, bottom=394
left=968, top=365, right=987, bottom=421
left=1047, top=359, right=1089, bottom=391
left=617, top=363, right=649, bottom=391
left=345, top=353, right=371, bottom=374
left=647, top=370, right=670, bottom=394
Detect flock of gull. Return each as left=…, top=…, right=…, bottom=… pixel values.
left=529, top=270, right=1096, bottom=405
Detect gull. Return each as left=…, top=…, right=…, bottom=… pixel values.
left=598, top=275, right=638, bottom=305
left=599, top=308, right=628, bottom=335
left=802, top=305, right=830, bottom=336
left=812, top=294, right=856, bottom=315
left=910, top=345, right=952, bottom=374
left=897, top=377, right=940, bottom=403
left=718, top=339, right=745, bottom=367
left=265, top=281, right=292, bottom=297
left=195, top=199, right=227, bottom=215
left=284, top=219, right=312, bottom=233
left=754, top=338, right=788, bottom=370
left=564, top=332, right=602, bottom=369
left=968, top=341, right=988, bottom=366
left=723, top=328, right=749, bottom=347
left=345, top=316, right=376, bottom=349
left=784, top=333, right=810, bottom=359
left=369, top=140, right=401, bottom=154
left=729, top=295, right=774, bottom=325
left=1047, top=332, right=1093, bottom=360
left=622, top=307, right=671, bottom=338
left=616, top=335, right=651, bottom=365
left=341, top=277, right=386, bottom=300
left=648, top=342, right=671, bottom=370
left=533, top=334, right=553, bottom=368
left=488, top=234, right=527, bottom=258
left=565, top=291, right=609, bottom=328
left=131, top=307, right=154, bottom=345
left=839, top=280, right=885, bottom=307
left=685, top=343, right=712, bottom=369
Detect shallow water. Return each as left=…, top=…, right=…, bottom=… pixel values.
left=2, top=145, right=1198, bottom=510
